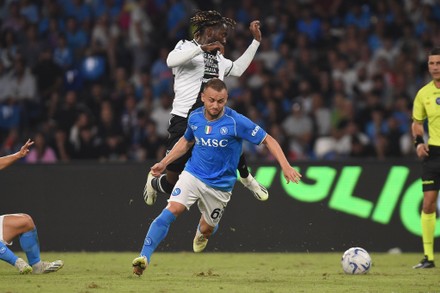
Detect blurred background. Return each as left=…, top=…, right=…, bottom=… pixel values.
left=0, top=0, right=439, bottom=164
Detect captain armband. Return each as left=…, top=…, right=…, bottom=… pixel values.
left=414, top=135, right=424, bottom=148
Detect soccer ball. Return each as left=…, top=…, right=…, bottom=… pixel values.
left=341, top=247, right=372, bottom=274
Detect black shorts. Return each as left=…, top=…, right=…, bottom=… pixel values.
left=421, top=146, right=440, bottom=191
left=166, top=115, right=193, bottom=173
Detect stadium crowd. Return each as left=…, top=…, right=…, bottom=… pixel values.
left=0, top=0, right=439, bottom=163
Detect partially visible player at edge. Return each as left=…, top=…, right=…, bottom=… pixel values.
left=132, top=78, right=302, bottom=276
left=143, top=10, right=268, bottom=205
left=0, top=139, right=64, bottom=274
left=411, top=47, right=440, bottom=269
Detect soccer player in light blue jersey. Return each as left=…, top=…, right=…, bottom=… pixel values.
left=133, top=78, right=302, bottom=276
left=0, top=139, right=64, bottom=274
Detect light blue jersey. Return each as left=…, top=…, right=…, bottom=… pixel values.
left=183, top=107, right=267, bottom=191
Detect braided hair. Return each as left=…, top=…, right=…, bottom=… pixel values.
left=190, top=10, right=236, bottom=35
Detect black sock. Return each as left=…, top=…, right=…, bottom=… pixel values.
left=158, top=175, right=175, bottom=194
left=151, top=177, right=161, bottom=192
left=237, top=154, right=249, bottom=178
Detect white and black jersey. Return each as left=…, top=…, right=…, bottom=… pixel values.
left=167, top=39, right=260, bottom=118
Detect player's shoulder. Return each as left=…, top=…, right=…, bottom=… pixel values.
left=224, top=107, right=249, bottom=123
left=224, top=107, right=239, bottom=118
left=188, top=107, right=204, bottom=120
left=175, top=39, right=197, bottom=50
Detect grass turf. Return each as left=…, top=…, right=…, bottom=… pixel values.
left=0, top=252, right=438, bottom=293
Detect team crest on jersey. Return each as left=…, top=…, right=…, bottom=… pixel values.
left=172, top=188, right=181, bottom=196
left=205, top=125, right=212, bottom=134
left=436, top=97, right=440, bottom=105
left=220, top=127, right=228, bottom=135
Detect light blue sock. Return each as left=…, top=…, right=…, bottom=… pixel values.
left=0, top=242, right=18, bottom=266
left=140, top=209, right=176, bottom=263
left=19, top=228, right=40, bottom=266
left=197, top=223, right=219, bottom=236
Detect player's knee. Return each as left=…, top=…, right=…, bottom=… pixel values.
left=423, top=205, right=437, bottom=214
left=422, top=191, right=438, bottom=212
left=166, top=202, right=186, bottom=217
left=20, top=214, right=36, bottom=231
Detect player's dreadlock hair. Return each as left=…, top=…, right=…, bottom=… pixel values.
left=190, top=10, right=236, bottom=35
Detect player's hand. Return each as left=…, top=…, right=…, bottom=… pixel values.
left=201, top=41, right=225, bottom=55
left=151, top=162, right=166, bottom=177
left=283, top=167, right=302, bottom=184
left=249, top=20, right=262, bottom=42
left=416, top=143, right=429, bottom=158
left=17, top=139, right=34, bottom=158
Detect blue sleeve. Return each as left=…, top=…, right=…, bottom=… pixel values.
left=183, top=121, right=194, bottom=141
left=235, top=112, right=267, bottom=144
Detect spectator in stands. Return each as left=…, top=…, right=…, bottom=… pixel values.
left=99, top=132, right=127, bottom=162
left=52, top=127, right=74, bottom=162
left=20, top=24, right=44, bottom=69
left=0, top=61, right=12, bottom=102
left=0, top=0, right=436, bottom=162
left=25, top=131, right=57, bottom=163
left=150, top=93, right=172, bottom=139
left=72, top=125, right=100, bottom=159
left=1, top=29, right=19, bottom=69
left=128, top=0, right=153, bottom=71
left=8, top=56, right=39, bottom=127
left=150, top=47, right=173, bottom=99
left=53, top=33, right=74, bottom=70
left=65, top=16, right=88, bottom=61
left=141, top=119, right=166, bottom=161
left=281, top=102, right=313, bottom=159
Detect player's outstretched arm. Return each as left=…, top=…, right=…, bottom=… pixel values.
left=150, top=137, right=194, bottom=177
left=228, top=21, right=261, bottom=77
left=262, top=135, right=301, bottom=184
left=0, top=139, right=34, bottom=170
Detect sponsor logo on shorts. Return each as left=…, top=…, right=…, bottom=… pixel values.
left=172, top=188, right=181, bottom=196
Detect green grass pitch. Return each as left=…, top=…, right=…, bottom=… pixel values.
left=0, top=252, right=438, bottom=293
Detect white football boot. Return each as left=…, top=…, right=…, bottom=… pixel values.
left=240, top=174, right=269, bottom=201
left=15, top=258, right=32, bottom=274
left=32, top=260, right=64, bottom=274
left=143, top=172, right=158, bottom=206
